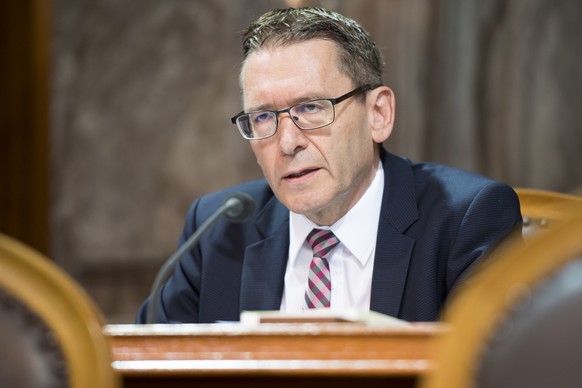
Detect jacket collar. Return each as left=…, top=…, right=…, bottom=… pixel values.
left=369, top=150, right=418, bottom=318
left=240, top=195, right=290, bottom=312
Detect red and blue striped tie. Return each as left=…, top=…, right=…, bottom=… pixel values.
left=304, top=229, right=340, bottom=309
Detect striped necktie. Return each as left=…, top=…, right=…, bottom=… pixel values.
left=304, top=229, right=340, bottom=309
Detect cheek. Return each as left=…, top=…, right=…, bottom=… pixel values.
left=330, top=125, right=362, bottom=159
left=336, top=127, right=372, bottom=174
left=250, top=142, right=264, bottom=163
left=250, top=143, right=274, bottom=177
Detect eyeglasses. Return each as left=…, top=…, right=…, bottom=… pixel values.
left=230, top=84, right=378, bottom=140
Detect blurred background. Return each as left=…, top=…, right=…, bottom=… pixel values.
left=2, top=0, right=581, bottom=323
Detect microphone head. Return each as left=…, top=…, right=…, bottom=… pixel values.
left=223, top=192, right=256, bottom=223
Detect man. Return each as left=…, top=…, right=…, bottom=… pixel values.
left=136, top=7, right=521, bottom=324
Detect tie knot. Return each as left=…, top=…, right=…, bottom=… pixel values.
left=306, top=229, right=340, bottom=260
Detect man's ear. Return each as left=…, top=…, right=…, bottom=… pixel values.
left=368, top=86, right=395, bottom=143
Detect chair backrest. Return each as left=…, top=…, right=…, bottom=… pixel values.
left=420, top=214, right=582, bottom=388
left=0, top=233, right=120, bottom=388
left=515, top=187, right=582, bottom=238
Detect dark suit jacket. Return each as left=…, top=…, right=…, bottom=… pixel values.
left=137, top=150, right=521, bottom=323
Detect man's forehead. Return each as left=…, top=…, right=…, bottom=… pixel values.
left=240, top=50, right=351, bottom=111
left=241, top=40, right=344, bottom=86
left=241, top=40, right=341, bottom=76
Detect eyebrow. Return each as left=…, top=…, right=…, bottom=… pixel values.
left=245, top=92, right=329, bottom=113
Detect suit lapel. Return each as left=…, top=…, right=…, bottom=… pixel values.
left=370, top=151, right=418, bottom=318
left=240, top=197, right=290, bottom=312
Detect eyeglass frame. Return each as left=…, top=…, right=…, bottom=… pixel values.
left=230, top=84, right=381, bottom=140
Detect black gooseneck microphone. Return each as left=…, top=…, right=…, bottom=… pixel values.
left=146, top=192, right=256, bottom=324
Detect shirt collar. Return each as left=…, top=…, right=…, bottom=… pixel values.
left=289, top=160, right=384, bottom=266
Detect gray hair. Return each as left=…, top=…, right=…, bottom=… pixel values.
left=240, top=7, right=384, bottom=88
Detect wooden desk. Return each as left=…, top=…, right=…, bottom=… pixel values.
left=105, top=322, right=444, bottom=387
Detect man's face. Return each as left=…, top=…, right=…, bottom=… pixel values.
left=241, top=40, right=382, bottom=226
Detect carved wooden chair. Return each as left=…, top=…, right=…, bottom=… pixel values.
left=0, top=233, right=120, bottom=388
left=515, top=187, right=582, bottom=238
left=421, top=214, right=582, bottom=388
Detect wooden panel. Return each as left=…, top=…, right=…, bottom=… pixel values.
left=105, top=322, right=445, bottom=387
left=0, top=0, right=51, bottom=254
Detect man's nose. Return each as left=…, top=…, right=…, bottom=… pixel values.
left=277, top=113, right=308, bottom=155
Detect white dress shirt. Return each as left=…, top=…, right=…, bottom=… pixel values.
left=280, top=161, right=384, bottom=311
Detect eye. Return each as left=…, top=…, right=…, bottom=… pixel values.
left=252, top=112, right=274, bottom=124
left=295, top=101, right=326, bottom=114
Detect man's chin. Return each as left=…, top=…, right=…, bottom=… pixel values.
left=282, top=197, right=324, bottom=215
left=282, top=196, right=333, bottom=222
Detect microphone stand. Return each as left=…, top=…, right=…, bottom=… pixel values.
left=146, top=197, right=244, bottom=324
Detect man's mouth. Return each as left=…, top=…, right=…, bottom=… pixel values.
left=285, top=168, right=318, bottom=179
